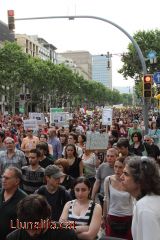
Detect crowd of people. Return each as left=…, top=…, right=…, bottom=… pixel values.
left=0, top=107, right=160, bottom=240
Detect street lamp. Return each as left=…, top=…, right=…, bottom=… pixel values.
left=14, top=13, right=148, bottom=132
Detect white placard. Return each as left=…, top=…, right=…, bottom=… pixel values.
left=23, top=119, right=38, bottom=130
left=50, top=111, right=69, bottom=127
left=86, top=131, right=109, bottom=150
left=29, top=112, right=45, bottom=124
left=102, top=108, right=113, bottom=125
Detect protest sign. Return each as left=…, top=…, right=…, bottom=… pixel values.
left=29, top=112, right=45, bottom=124
left=23, top=119, right=38, bottom=130
left=86, top=131, right=108, bottom=150
left=102, top=108, right=112, bottom=125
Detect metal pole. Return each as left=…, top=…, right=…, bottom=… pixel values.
left=15, top=14, right=148, bottom=133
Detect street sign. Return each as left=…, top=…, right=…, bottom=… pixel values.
left=19, top=106, right=24, bottom=113
left=153, top=72, right=160, bottom=84
left=147, top=50, right=157, bottom=59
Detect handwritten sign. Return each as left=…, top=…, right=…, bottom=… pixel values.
left=29, top=112, right=45, bottom=124
left=23, top=119, right=38, bottom=130
left=50, top=111, right=69, bottom=127
left=86, top=131, right=109, bottom=150
left=102, top=108, right=112, bottom=125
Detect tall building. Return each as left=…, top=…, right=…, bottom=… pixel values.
left=57, top=53, right=88, bottom=79
left=60, top=51, right=92, bottom=80
left=92, top=55, right=112, bottom=89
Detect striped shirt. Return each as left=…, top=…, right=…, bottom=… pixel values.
left=21, top=165, right=45, bottom=194
left=68, top=200, right=94, bottom=226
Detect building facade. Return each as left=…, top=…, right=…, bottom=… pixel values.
left=57, top=54, right=89, bottom=79
left=15, top=34, right=57, bottom=63
left=60, top=51, right=92, bottom=80
left=92, top=55, right=112, bottom=89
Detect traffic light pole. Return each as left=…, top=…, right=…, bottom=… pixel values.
left=14, top=14, right=148, bottom=133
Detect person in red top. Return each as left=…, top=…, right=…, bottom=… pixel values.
left=41, top=123, right=49, bottom=135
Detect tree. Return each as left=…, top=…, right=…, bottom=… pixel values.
left=118, top=29, right=160, bottom=97
left=0, top=41, right=29, bottom=113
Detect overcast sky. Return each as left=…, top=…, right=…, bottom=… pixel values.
left=0, top=0, right=159, bottom=87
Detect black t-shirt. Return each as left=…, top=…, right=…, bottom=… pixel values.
left=67, top=157, right=81, bottom=179
left=39, top=157, right=53, bottom=168
left=0, top=188, right=27, bottom=240
left=36, top=185, right=71, bottom=221
left=6, top=228, right=77, bottom=240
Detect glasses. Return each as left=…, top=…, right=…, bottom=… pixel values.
left=133, top=135, right=138, bottom=137
left=144, top=139, right=150, bottom=142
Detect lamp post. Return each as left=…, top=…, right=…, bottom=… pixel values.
left=14, top=14, right=148, bottom=132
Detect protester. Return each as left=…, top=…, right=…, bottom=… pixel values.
left=0, top=130, right=6, bottom=151
left=64, top=143, right=83, bottom=179
left=0, top=166, right=27, bottom=240
left=21, top=148, right=44, bottom=194
left=82, top=145, right=99, bottom=188
left=21, top=128, right=39, bottom=160
left=128, top=120, right=142, bottom=144
left=36, top=164, right=71, bottom=221
left=121, top=156, right=160, bottom=240
left=103, top=157, right=133, bottom=240
left=116, top=138, right=133, bottom=158
left=0, top=137, right=27, bottom=185
left=91, top=148, right=118, bottom=207
left=62, top=132, right=83, bottom=158
left=54, top=158, right=74, bottom=196
left=6, top=194, right=77, bottom=240
left=60, top=177, right=102, bottom=240
left=36, top=142, right=54, bottom=168
left=39, top=133, right=53, bottom=155
left=48, top=128, right=62, bottom=160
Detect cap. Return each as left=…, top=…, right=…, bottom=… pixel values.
left=133, top=119, right=139, bottom=124
left=45, top=165, right=65, bottom=178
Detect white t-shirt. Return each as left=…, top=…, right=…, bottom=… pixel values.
left=132, top=194, right=160, bottom=240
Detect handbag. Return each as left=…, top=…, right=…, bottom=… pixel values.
left=108, top=219, right=131, bottom=234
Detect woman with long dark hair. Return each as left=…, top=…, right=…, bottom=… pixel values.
left=64, top=144, right=83, bottom=179
left=60, top=177, right=102, bottom=240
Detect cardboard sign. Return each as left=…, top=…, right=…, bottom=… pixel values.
left=29, top=112, right=45, bottom=124
left=23, top=119, right=38, bottom=130
left=50, top=111, right=69, bottom=127
left=102, top=108, right=113, bottom=125
left=86, top=131, right=109, bottom=150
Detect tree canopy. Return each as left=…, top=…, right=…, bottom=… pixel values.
left=0, top=41, right=131, bottom=113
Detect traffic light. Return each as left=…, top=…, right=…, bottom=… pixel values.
left=143, top=74, right=152, bottom=98
left=7, top=10, right=15, bottom=31
left=20, top=94, right=25, bottom=100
